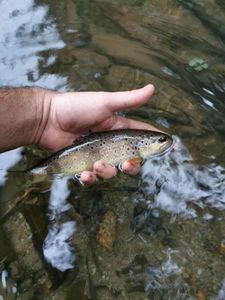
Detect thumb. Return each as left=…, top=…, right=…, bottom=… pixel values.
left=106, top=84, right=154, bottom=113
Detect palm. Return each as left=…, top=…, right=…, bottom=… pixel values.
left=39, top=86, right=155, bottom=151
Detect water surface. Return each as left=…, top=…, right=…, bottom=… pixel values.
left=0, top=0, right=225, bottom=299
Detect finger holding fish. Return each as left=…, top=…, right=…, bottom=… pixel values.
left=93, top=160, right=117, bottom=179
left=119, top=158, right=142, bottom=176
left=79, top=171, right=97, bottom=186
left=79, top=159, right=140, bottom=185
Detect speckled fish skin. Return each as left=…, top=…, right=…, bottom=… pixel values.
left=28, top=129, right=173, bottom=181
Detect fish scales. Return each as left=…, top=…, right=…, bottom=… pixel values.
left=28, top=129, right=173, bottom=181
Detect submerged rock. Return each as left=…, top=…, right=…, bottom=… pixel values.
left=97, top=211, right=117, bottom=252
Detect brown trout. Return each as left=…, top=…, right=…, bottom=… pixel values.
left=28, top=129, right=173, bottom=182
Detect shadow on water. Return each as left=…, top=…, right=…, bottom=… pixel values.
left=0, top=0, right=225, bottom=299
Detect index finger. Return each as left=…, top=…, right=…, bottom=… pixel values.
left=106, top=84, right=154, bottom=113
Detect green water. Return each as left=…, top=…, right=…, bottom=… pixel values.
left=0, top=0, right=225, bottom=299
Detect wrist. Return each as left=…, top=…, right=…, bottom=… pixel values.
left=0, top=87, right=55, bottom=151
left=32, top=88, right=56, bottom=147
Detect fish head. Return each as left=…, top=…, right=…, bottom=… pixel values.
left=137, top=132, right=173, bottom=159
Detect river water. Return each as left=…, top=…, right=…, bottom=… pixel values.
left=0, top=0, right=225, bottom=299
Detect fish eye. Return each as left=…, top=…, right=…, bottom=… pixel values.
left=158, top=136, right=167, bottom=143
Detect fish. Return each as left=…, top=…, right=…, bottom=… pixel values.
left=27, top=129, right=173, bottom=182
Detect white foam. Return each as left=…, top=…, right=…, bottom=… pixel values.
left=1, top=270, right=8, bottom=289
left=48, top=177, right=72, bottom=218
left=12, top=285, right=17, bottom=294
left=43, top=221, right=76, bottom=272
left=142, top=136, right=225, bottom=219
left=43, top=177, right=76, bottom=272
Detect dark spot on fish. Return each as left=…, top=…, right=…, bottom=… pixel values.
left=158, top=136, right=167, bottom=143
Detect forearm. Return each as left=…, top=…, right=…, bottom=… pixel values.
left=0, top=87, right=53, bottom=151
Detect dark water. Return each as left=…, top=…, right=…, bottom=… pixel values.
left=0, top=0, right=225, bottom=299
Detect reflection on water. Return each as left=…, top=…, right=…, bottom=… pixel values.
left=0, top=148, right=23, bottom=186
left=0, top=0, right=225, bottom=299
left=0, top=0, right=66, bottom=88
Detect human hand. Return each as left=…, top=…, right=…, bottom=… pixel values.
left=38, top=84, right=157, bottom=185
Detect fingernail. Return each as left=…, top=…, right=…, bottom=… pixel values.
left=146, top=84, right=154, bottom=92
